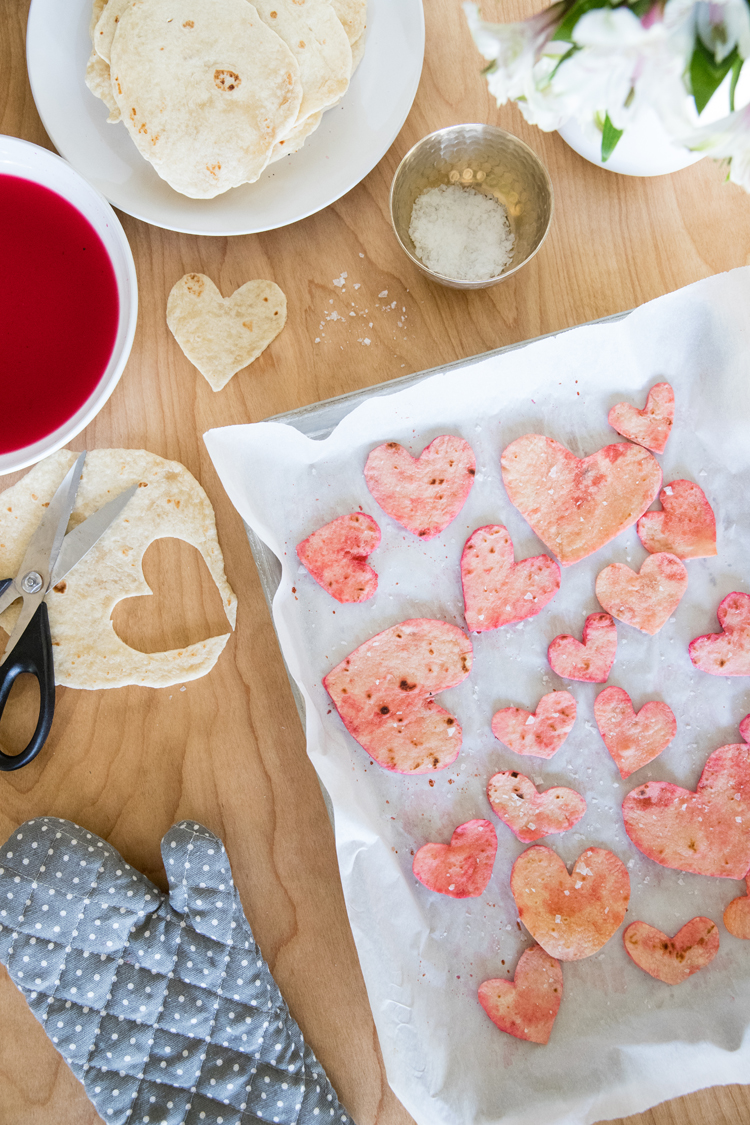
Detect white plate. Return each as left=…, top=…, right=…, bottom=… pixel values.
left=26, top=0, right=425, bottom=236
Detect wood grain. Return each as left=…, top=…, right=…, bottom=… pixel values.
left=1, top=0, right=750, bottom=1122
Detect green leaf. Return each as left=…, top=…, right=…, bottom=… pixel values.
left=552, top=0, right=610, bottom=43
left=689, top=39, right=740, bottom=115
left=730, top=54, right=743, bottom=112
left=601, top=113, right=624, bottom=162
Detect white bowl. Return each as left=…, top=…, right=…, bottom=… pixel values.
left=0, top=134, right=137, bottom=476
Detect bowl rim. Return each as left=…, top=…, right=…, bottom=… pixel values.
left=0, top=134, right=138, bottom=476
left=389, top=123, right=555, bottom=287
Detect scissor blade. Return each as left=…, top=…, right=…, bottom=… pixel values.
left=50, top=483, right=139, bottom=588
left=13, top=451, right=86, bottom=592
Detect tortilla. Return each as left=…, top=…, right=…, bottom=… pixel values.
left=511, top=846, right=630, bottom=961
left=594, top=686, right=676, bottom=779
left=0, top=450, right=237, bottom=690
left=296, top=512, right=379, bottom=603
left=329, top=0, right=366, bottom=44
left=622, top=744, right=750, bottom=878
left=109, top=0, right=302, bottom=198
left=323, top=618, right=473, bottom=773
left=487, top=771, right=586, bottom=843
left=623, top=918, right=719, bottom=984
left=92, top=0, right=131, bottom=62
left=724, top=879, right=750, bottom=939
left=501, top=435, right=662, bottom=567
left=478, top=945, right=563, bottom=1045
left=547, top=612, right=617, bottom=683
left=637, top=479, right=717, bottom=559
left=741, top=714, right=750, bottom=744
left=491, top=691, right=577, bottom=759
left=689, top=592, right=750, bottom=676
left=251, top=0, right=351, bottom=122
left=85, top=49, right=121, bottom=122
left=461, top=525, right=560, bottom=632
left=364, top=435, right=476, bottom=540
left=412, top=819, right=497, bottom=898
left=269, top=110, right=323, bottom=163
left=166, top=274, right=286, bottom=392
left=608, top=382, right=675, bottom=454
left=595, top=552, right=688, bottom=636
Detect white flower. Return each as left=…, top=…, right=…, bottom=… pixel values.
left=695, top=0, right=750, bottom=61
left=680, top=102, right=750, bottom=187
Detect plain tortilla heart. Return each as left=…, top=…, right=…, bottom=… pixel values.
left=487, top=771, right=586, bottom=843
left=724, top=878, right=750, bottom=938
left=478, top=945, right=563, bottom=1045
left=461, top=525, right=560, bottom=631
left=637, top=479, right=717, bottom=559
left=623, top=917, right=719, bottom=984
left=689, top=592, right=750, bottom=676
left=296, top=512, right=380, bottom=603
left=607, top=382, right=675, bottom=454
left=595, top=552, right=688, bottom=635
left=323, top=618, right=472, bottom=774
left=364, top=435, right=476, bottom=539
left=594, top=686, right=676, bottom=779
left=622, top=743, right=750, bottom=878
left=548, top=613, right=617, bottom=683
left=491, top=691, right=577, bottom=760
left=166, top=273, right=287, bottom=392
left=501, top=435, right=662, bottom=566
left=511, top=846, right=630, bottom=961
left=412, top=819, right=497, bottom=898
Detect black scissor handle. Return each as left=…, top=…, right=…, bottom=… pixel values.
left=0, top=579, right=56, bottom=771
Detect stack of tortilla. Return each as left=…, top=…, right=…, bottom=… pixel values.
left=85, top=0, right=367, bottom=198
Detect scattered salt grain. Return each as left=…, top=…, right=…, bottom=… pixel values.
left=408, top=183, right=514, bottom=282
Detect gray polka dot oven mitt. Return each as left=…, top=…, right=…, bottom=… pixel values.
left=0, top=818, right=354, bottom=1125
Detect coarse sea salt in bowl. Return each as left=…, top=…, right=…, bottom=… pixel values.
left=389, top=124, right=553, bottom=290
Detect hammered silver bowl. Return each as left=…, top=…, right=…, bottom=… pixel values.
left=389, top=124, right=554, bottom=290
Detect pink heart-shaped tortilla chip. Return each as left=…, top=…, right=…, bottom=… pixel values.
left=323, top=618, right=472, bottom=774
left=548, top=613, right=617, bottom=683
left=637, top=479, right=717, bottom=559
left=689, top=592, right=750, bottom=677
left=478, top=945, right=563, bottom=1045
left=623, top=917, right=719, bottom=984
left=501, top=435, right=662, bottom=566
left=724, top=878, right=750, bottom=938
left=364, top=435, right=475, bottom=539
left=741, top=715, right=750, bottom=744
left=491, top=691, right=577, bottom=760
left=511, top=846, right=630, bottom=961
left=412, top=819, right=497, bottom=898
left=461, top=525, right=560, bottom=632
left=594, top=687, right=676, bottom=779
left=622, top=743, right=750, bottom=878
left=595, top=553, right=688, bottom=635
left=487, top=771, right=586, bottom=842
left=607, top=382, right=675, bottom=454
left=296, top=512, right=380, bottom=603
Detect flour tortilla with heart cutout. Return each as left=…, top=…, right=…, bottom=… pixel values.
left=167, top=273, right=287, bottom=392
left=0, top=449, right=237, bottom=690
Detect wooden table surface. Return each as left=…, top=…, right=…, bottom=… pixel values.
left=2, top=1, right=750, bottom=1122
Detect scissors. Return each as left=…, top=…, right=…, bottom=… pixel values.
left=0, top=451, right=137, bottom=771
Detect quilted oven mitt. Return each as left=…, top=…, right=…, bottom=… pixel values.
left=0, top=818, right=354, bottom=1125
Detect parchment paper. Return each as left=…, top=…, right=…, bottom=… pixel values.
left=204, top=268, right=750, bottom=1125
